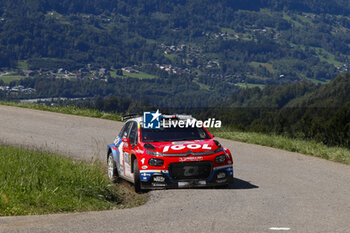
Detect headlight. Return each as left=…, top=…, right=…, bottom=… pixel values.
left=213, top=147, right=224, bottom=154
left=215, top=154, right=226, bottom=164
left=146, top=150, right=163, bottom=157
left=149, top=158, right=164, bottom=167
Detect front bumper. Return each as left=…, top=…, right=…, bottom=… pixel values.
left=140, top=165, right=234, bottom=190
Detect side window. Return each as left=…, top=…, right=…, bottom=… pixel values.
left=119, top=122, right=131, bottom=139
left=129, top=122, right=138, bottom=145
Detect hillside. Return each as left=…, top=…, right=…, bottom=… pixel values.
left=290, top=75, right=350, bottom=107
left=225, top=74, right=350, bottom=108
left=204, top=74, right=350, bottom=148
left=0, top=0, right=349, bottom=93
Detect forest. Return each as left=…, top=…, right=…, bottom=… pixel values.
left=0, top=0, right=349, bottom=87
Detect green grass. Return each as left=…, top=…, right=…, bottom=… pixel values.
left=0, top=145, right=146, bottom=216
left=213, top=128, right=350, bottom=165
left=17, top=60, right=29, bottom=70
left=0, top=102, right=122, bottom=121
left=193, top=78, right=210, bottom=90
left=313, top=47, right=342, bottom=66
left=122, top=71, right=157, bottom=79
left=305, top=77, right=329, bottom=84
left=164, top=53, right=179, bottom=63
left=298, top=45, right=342, bottom=67
left=110, top=69, right=157, bottom=80
left=250, top=62, right=274, bottom=73
left=0, top=75, right=26, bottom=84
left=221, top=27, right=235, bottom=34
left=235, top=83, right=265, bottom=89
left=282, top=12, right=303, bottom=28
left=293, top=13, right=313, bottom=25
left=109, top=68, right=119, bottom=78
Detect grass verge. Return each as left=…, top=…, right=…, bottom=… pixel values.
left=213, top=128, right=350, bottom=165
left=0, top=102, right=122, bottom=121
left=0, top=145, right=146, bottom=216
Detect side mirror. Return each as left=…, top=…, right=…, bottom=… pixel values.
left=122, top=138, right=131, bottom=149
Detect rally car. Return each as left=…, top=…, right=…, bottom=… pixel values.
left=106, top=114, right=234, bottom=192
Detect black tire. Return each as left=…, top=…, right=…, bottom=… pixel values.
left=223, top=176, right=234, bottom=189
left=133, top=159, right=142, bottom=193
left=217, top=183, right=229, bottom=189
left=216, top=176, right=234, bottom=189
left=107, top=152, right=118, bottom=182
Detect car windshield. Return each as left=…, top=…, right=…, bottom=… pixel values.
left=141, top=126, right=211, bottom=142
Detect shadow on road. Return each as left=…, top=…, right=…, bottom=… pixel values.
left=118, top=177, right=258, bottom=192
left=226, top=177, right=259, bottom=190
left=180, top=177, right=259, bottom=191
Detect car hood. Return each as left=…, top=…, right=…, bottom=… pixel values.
left=146, top=139, right=220, bottom=155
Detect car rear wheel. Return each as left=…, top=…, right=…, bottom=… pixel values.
left=107, top=153, right=118, bottom=182
left=133, top=159, right=141, bottom=193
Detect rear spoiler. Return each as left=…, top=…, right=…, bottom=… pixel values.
left=161, top=114, right=195, bottom=120
left=122, top=113, right=194, bottom=122
left=121, top=114, right=141, bottom=121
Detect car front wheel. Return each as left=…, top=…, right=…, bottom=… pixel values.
left=133, top=159, right=141, bottom=193
left=107, top=153, right=118, bottom=182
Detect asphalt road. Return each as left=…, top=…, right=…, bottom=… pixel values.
left=0, top=105, right=349, bottom=233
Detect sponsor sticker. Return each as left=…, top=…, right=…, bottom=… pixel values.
left=179, top=156, right=204, bottom=162
left=172, top=141, right=195, bottom=144
left=141, top=173, right=151, bottom=177
left=152, top=183, right=166, bottom=187
left=135, top=149, right=144, bottom=154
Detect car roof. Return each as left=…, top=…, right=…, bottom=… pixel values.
left=125, top=114, right=195, bottom=127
